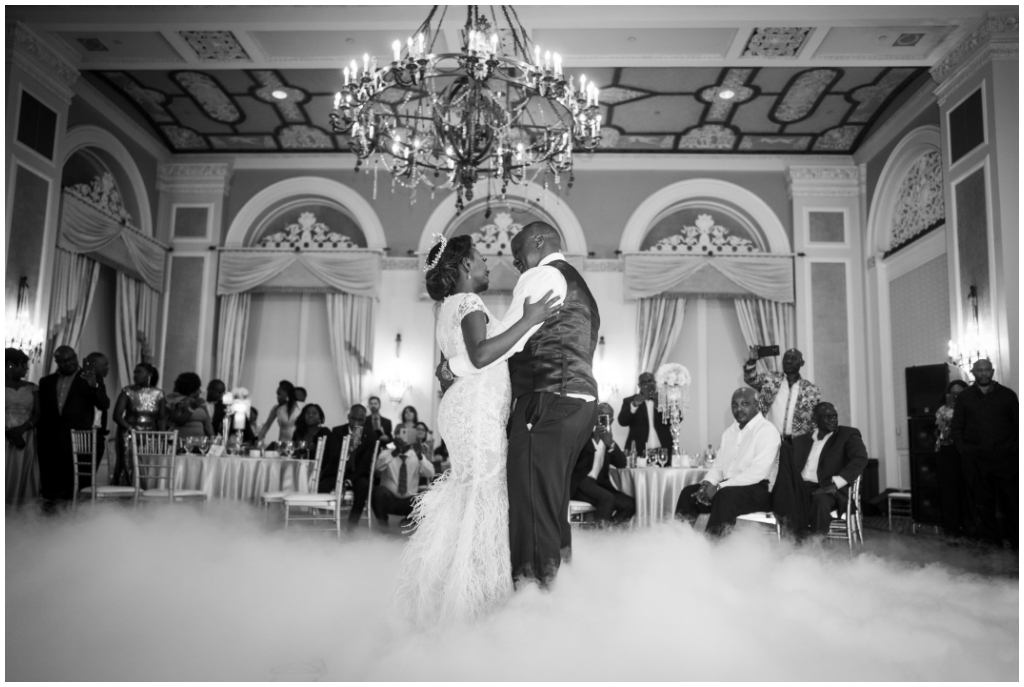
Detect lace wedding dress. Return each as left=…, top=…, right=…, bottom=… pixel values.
left=397, top=292, right=514, bottom=627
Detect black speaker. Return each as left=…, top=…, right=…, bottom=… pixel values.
left=909, top=450, right=942, bottom=526
left=907, top=416, right=937, bottom=454
left=905, top=364, right=948, bottom=418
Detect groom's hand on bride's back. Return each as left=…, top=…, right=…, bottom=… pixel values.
left=435, top=357, right=455, bottom=393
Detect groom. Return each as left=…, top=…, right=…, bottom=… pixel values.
left=441, top=222, right=600, bottom=586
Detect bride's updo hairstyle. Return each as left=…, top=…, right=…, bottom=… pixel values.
left=425, top=234, right=474, bottom=302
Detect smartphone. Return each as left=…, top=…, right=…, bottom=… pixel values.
left=756, top=345, right=780, bottom=359
left=597, top=414, right=611, bottom=430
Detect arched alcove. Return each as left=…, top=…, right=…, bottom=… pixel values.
left=225, top=177, right=385, bottom=249
left=620, top=179, right=789, bottom=254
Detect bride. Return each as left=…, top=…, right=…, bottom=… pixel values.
left=397, top=234, right=559, bottom=627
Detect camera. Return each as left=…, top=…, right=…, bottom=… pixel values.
left=756, top=345, right=780, bottom=359
left=597, top=414, right=611, bottom=430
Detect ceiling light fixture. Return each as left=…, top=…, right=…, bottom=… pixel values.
left=329, top=5, right=602, bottom=213
left=718, top=89, right=736, bottom=100
left=271, top=90, right=289, bottom=100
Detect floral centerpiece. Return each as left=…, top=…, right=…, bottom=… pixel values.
left=655, top=362, right=691, bottom=462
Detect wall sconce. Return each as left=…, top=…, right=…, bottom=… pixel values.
left=5, top=277, right=44, bottom=362
left=594, top=336, right=618, bottom=400
left=948, top=285, right=992, bottom=379
left=380, top=332, right=409, bottom=404
left=395, top=333, right=402, bottom=358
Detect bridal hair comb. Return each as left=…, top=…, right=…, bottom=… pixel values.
left=423, top=233, right=448, bottom=272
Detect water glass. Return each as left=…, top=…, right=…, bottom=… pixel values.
left=659, top=448, right=670, bottom=467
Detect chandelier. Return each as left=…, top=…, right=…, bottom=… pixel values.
left=5, top=277, right=44, bottom=363
left=330, top=5, right=602, bottom=212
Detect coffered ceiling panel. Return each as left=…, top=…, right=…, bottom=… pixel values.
left=531, top=28, right=737, bottom=59
left=813, top=25, right=958, bottom=60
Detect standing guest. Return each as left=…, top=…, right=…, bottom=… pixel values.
left=618, top=372, right=672, bottom=457
left=166, top=372, right=213, bottom=438
left=775, top=402, right=868, bottom=537
left=571, top=402, right=635, bottom=525
left=371, top=436, right=435, bottom=528
left=294, top=403, right=330, bottom=459
left=935, top=380, right=972, bottom=537
left=6, top=348, right=40, bottom=506
left=951, top=359, right=1018, bottom=550
left=394, top=405, right=419, bottom=444
left=366, top=395, right=393, bottom=441
left=256, top=380, right=303, bottom=444
left=83, top=352, right=111, bottom=471
left=675, top=388, right=781, bottom=536
left=37, top=346, right=110, bottom=506
left=111, top=362, right=164, bottom=486
left=743, top=346, right=821, bottom=441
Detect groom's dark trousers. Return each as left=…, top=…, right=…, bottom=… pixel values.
left=508, top=392, right=596, bottom=585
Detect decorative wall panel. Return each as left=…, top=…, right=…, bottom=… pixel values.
left=810, top=262, right=851, bottom=423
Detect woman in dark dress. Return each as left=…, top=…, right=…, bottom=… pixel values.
left=293, top=403, right=330, bottom=460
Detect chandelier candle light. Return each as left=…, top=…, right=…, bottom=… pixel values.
left=654, top=362, right=691, bottom=465
left=330, top=5, right=602, bottom=213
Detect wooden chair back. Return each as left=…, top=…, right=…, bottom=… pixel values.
left=131, top=430, right=180, bottom=503
left=364, top=441, right=383, bottom=529
left=70, top=428, right=97, bottom=506
left=307, top=435, right=331, bottom=492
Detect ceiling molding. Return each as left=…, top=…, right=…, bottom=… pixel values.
left=157, top=162, right=232, bottom=195
left=930, top=13, right=1019, bottom=84
left=786, top=164, right=861, bottom=198
left=933, top=32, right=1019, bottom=107
left=70, top=74, right=169, bottom=162
left=853, top=78, right=937, bottom=165
left=8, top=22, right=79, bottom=104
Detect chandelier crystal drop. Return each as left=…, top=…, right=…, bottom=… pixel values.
left=330, top=5, right=602, bottom=213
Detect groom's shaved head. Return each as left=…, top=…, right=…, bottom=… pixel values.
left=511, top=222, right=562, bottom=273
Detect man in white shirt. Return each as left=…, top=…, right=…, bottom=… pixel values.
left=439, top=222, right=600, bottom=586
left=617, top=372, right=672, bottom=457
left=370, top=437, right=435, bottom=528
left=569, top=403, right=635, bottom=525
left=675, top=388, right=781, bottom=536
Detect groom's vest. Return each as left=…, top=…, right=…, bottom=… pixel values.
left=509, top=259, right=600, bottom=399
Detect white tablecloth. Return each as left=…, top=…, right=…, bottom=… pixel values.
left=609, top=467, right=708, bottom=526
left=142, top=455, right=311, bottom=502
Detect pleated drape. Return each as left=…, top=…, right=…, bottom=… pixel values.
left=215, top=293, right=252, bottom=391
left=325, top=292, right=375, bottom=412
left=44, top=248, right=100, bottom=369
left=733, top=298, right=795, bottom=374
left=636, top=296, right=687, bottom=375
left=115, top=273, right=160, bottom=386
left=624, top=254, right=794, bottom=303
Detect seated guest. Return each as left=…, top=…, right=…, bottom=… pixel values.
left=618, top=371, right=672, bottom=456
left=774, top=402, right=868, bottom=537
left=742, top=347, right=821, bottom=441
left=675, top=388, right=781, bottom=536
left=570, top=402, right=635, bottom=525
left=166, top=372, right=214, bottom=438
left=206, top=378, right=226, bottom=430
left=293, top=403, right=330, bottom=459
left=371, top=437, right=435, bottom=528
left=433, top=440, right=450, bottom=477
left=295, top=386, right=307, bottom=403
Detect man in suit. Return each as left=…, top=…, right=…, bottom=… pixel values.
left=775, top=402, right=868, bottom=537
left=570, top=402, right=635, bottom=525
left=366, top=395, right=393, bottom=441
left=83, top=352, right=110, bottom=481
left=743, top=347, right=821, bottom=441
left=206, top=379, right=227, bottom=432
left=675, top=388, right=781, bottom=536
left=617, top=371, right=672, bottom=456
left=37, top=346, right=110, bottom=507
left=443, top=222, right=600, bottom=586
left=321, top=404, right=383, bottom=529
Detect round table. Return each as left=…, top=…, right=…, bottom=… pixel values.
left=141, top=454, right=311, bottom=503
left=609, top=466, right=708, bottom=526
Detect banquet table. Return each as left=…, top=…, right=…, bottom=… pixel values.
left=609, top=466, right=708, bottom=526
left=141, top=454, right=311, bottom=503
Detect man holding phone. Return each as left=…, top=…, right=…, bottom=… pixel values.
left=743, top=346, right=821, bottom=442
left=570, top=403, right=635, bottom=525
left=618, top=371, right=673, bottom=456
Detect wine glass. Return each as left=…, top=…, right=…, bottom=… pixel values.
left=198, top=436, right=211, bottom=455
left=279, top=440, right=293, bottom=458
left=293, top=439, right=307, bottom=459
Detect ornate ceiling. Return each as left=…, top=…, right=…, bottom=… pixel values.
left=10, top=5, right=1005, bottom=156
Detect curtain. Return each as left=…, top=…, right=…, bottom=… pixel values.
left=59, top=193, right=167, bottom=291
left=636, top=296, right=687, bottom=375
left=217, top=250, right=382, bottom=298
left=215, top=293, right=252, bottom=391
left=624, top=254, right=794, bottom=303
left=44, top=247, right=99, bottom=368
left=115, top=273, right=160, bottom=388
left=325, top=293, right=375, bottom=412
left=734, top=298, right=795, bottom=374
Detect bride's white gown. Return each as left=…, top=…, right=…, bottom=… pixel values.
left=398, top=292, right=514, bottom=627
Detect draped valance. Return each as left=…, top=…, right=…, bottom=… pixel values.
left=217, top=248, right=383, bottom=298
left=58, top=191, right=168, bottom=292
left=623, top=253, right=794, bottom=303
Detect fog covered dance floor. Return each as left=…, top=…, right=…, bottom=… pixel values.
left=6, top=503, right=1018, bottom=681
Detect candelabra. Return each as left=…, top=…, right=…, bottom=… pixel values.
left=5, top=277, right=44, bottom=362
left=948, top=285, right=992, bottom=378
left=655, top=363, right=691, bottom=461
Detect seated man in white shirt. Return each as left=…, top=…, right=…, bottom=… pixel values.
left=370, top=438, right=435, bottom=529
left=675, top=388, right=781, bottom=536
left=569, top=403, right=635, bottom=525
